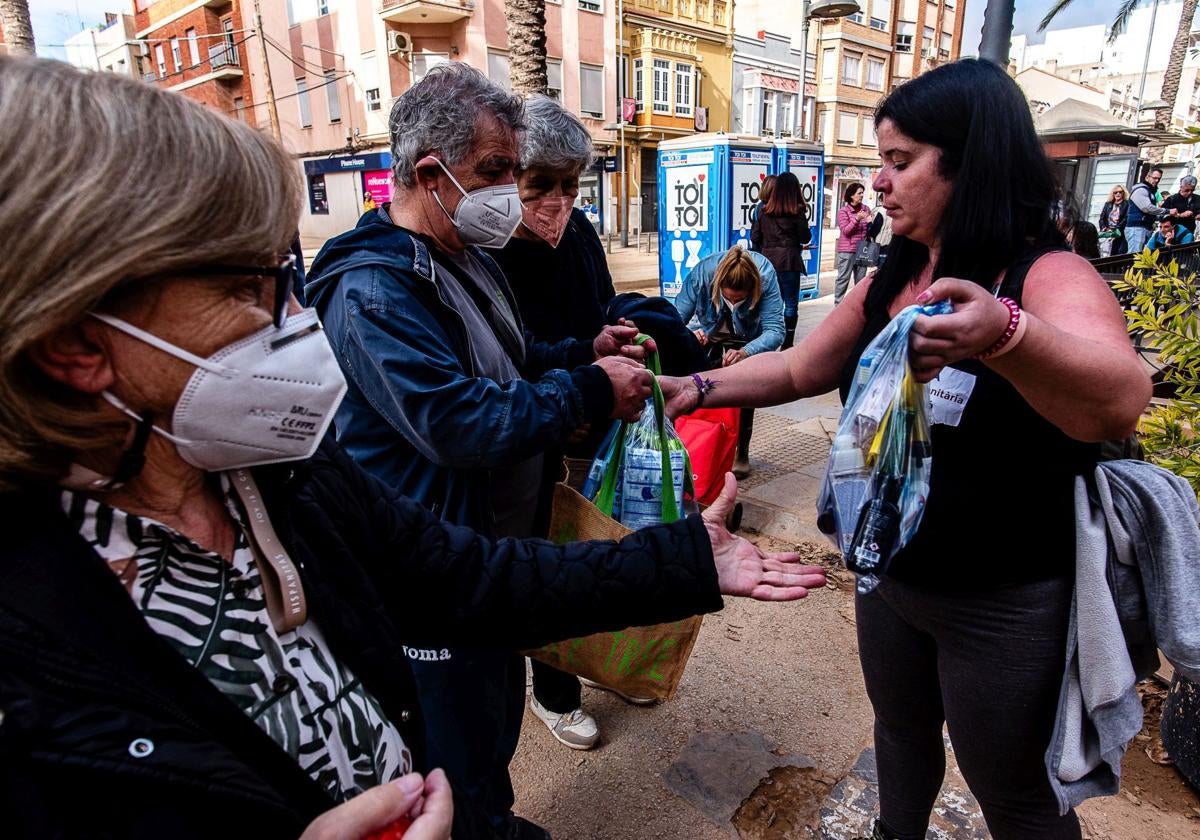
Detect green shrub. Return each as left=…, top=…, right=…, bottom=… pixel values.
left=1113, top=250, right=1200, bottom=493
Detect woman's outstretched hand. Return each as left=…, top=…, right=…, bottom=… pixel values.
left=908, top=278, right=1012, bottom=382
left=701, top=473, right=827, bottom=600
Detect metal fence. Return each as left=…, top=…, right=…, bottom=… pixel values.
left=1091, top=241, right=1200, bottom=292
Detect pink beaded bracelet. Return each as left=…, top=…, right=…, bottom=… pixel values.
left=973, top=297, right=1022, bottom=360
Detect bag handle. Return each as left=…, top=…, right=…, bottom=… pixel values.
left=595, top=335, right=694, bottom=523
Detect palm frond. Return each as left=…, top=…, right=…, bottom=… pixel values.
left=1108, top=0, right=1144, bottom=43
left=1038, top=0, right=1076, bottom=32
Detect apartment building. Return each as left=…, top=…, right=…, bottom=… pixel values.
left=64, top=13, right=142, bottom=75
left=133, top=0, right=255, bottom=122
left=376, top=0, right=617, bottom=233
left=734, top=0, right=964, bottom=224
left=731, top=30, right=810, bottom=139
left=133, top=0, right=620, bottom=244
left=619, top=0, right=735, bottom=232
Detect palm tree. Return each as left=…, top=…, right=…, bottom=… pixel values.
left=504, top=0, right=548, bottom=96
left=1040, top=0, right=1198, bottom=162
left=0, top=0, right=36, bottom=56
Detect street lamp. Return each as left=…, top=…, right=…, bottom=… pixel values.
left=798, top=0, right=862, bottom=140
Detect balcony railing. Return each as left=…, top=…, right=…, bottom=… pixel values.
left=209, top=42, right=240, bottom=69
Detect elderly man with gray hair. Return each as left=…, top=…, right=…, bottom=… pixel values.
left=306, top=66, right=655, bottom=840
left=1163, top=174, right=1200, bottom=235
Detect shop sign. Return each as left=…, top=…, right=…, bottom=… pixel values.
left=303, top=151, right=391, bottom=176
left=694, top=107, right=708, bottom=132
left=362, top=170, right=392, bottom=209
left=604, top=156, right=619, bottom=172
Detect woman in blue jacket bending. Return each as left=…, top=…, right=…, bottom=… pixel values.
left=674, top=247, right=785, bottom=477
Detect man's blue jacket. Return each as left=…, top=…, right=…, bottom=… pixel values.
left=305, top=207, right=612, bottom=533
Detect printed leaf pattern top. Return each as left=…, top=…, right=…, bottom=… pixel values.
left=62, top=484, right=411, bottom=801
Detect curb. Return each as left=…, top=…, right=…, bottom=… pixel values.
left=738, top=489, right=830, bottom=545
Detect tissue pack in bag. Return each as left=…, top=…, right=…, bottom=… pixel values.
left=620, top=445, right=687, bottom=530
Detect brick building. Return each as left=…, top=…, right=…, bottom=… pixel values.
left=133, top=0, right=256, bottom=127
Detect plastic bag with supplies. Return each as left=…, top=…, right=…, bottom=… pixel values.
left=817, top=300, right=952, bottom=594
left=585, top=336, right=695, bottom=529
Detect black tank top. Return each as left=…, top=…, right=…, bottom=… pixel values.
left=837, top=248, right=1098, bottom=590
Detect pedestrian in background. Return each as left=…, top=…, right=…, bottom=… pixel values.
left=1147, top=216, right=1195, bottom=250
left=834, top=182, right=871, bottom=304
left=751, top=174, right=777, bottom=225
left=674, top=247, right=785, bottom=477
left=1067, top=220, right=1101, bottom=259
left=1097, top=185, right=1129, bottom=256
left=1125, top=166, right=1168, bottom=253
left=1162, top=175, right=1200, bottom=235
left=750, top=171, right=810, bottom=349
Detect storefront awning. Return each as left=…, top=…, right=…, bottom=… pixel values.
left=1035, top=98, right=1187, bottom=148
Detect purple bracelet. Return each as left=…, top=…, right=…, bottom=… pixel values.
left=690, top=373, right=715, bottom=408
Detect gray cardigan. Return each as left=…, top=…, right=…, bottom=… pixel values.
left=1046, top=459, right=1200, bottom=813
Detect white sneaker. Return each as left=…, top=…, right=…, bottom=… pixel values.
left=529, top=696, right=599, bottom=750
left=579, top=677, right=658, bottom=706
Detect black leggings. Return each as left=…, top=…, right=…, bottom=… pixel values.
left=855, top=576, right=1082, bottom=840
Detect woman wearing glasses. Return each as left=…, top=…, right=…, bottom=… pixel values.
left=0, top=57, right=826, bottom=840
left=1098, top=185, right=1130, bottom=256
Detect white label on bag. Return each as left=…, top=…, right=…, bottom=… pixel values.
left=927, top=367, right=977, bottom=427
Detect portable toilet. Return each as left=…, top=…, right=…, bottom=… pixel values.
left=772, top=139, right=826, bottom=301
left=656, top=134, right=776, bottom=300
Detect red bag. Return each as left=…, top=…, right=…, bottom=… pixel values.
left=674, top=408, right=740, bottom=505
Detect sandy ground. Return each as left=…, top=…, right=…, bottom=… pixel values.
left=509, top=537, right=1200, bottom=840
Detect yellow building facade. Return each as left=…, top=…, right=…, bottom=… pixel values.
left=619, top=0, right=734, bottom=233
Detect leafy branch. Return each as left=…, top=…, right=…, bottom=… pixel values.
left=1115, top=249, right=1200, bottom=493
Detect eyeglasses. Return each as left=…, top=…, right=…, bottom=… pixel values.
left=187, top=254, right=297, bottom=328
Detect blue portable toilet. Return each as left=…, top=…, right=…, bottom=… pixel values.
left=656, top=134, right=775, bottom=300
left=773, top=139, right=826, bottom=301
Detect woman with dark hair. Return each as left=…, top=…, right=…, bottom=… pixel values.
left=1068, top=220, right=1101, bottom=259
left=834, top=181, right=872, bottom=304
left=662, top=59, right=1150, bottom=840
left=750, top=174, right=777, bottom=226
left=751, top=171, right=811, bottom=349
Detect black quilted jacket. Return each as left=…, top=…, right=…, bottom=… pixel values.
left=0, top=439, right=722, bottom=838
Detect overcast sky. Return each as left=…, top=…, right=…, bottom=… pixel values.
left=34, top=0, right=1131, bottom=60
left=960, top=0, right=1128, bottom=54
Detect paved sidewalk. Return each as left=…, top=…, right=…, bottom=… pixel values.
left=720, top=295, right=843, bottom=544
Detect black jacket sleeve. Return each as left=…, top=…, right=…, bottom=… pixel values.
left=296, top=443, right=724, bottom=650
left=795, top=209, right=813, bottom=246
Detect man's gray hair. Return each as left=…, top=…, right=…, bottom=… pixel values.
left=389, top=63, right=525, bottom=188
left=519, top=95, right=594, bottom=173
left=1182, top=175, right=1198, bottom=188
